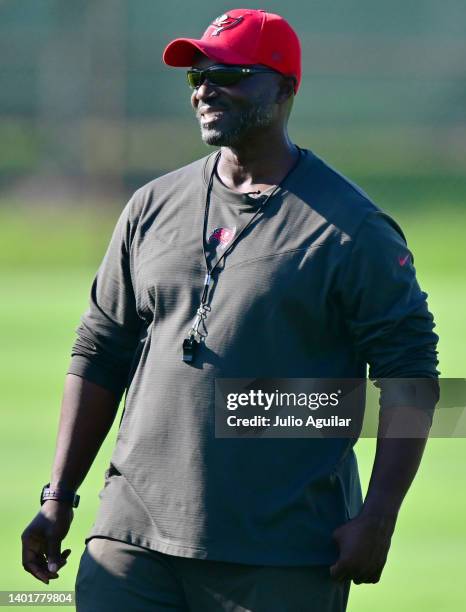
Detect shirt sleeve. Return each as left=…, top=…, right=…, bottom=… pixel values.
left=337, top=210, right=439, bottom=411
left=67, top=196, right=144, bottom=400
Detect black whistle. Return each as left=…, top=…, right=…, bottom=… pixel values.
left=182, top=336, right=199, bottom=363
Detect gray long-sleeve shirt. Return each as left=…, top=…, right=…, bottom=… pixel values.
left=68, top=148, right=439, bottom=565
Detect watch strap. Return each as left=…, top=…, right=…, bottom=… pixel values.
left=40, top=483, right=80, bottom=508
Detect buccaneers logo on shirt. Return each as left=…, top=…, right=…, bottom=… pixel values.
left=208, top=227, right=236, bottom=249
left=209, top=14, right=244, bottom=36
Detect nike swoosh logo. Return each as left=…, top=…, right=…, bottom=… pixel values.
left=398, top=254, right=410, bottom=266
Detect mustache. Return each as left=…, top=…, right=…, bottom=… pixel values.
left=196, top=105, right=229, bottom=120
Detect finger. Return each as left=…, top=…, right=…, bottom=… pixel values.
left=329, top=561, right=340, bottom=577
left=366, top=570, right=382, bottom=584
left=22, top=533, right=60, bottom=582
left=55, top=550, right=71, bottom=571
left=40, top=552, right=70, bottom=577
left=22, top=539, right=47, bottom=575
left=24, top=562, right=51, bottom=584
left=331, top=527, right=343, bottom=542
left=330, top=560, right=350, bottom=582
left=46, top=547, right=72, bottom=575
left=46, top=538, right=62, bottom=573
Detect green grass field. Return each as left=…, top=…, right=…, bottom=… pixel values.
left=0, top=202, right=464, bottom=610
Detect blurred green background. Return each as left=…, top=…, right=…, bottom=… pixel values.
left=0, top=0, right=465, bottom=610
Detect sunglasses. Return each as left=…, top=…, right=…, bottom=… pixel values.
left=186, top=65, right=279, bottom=89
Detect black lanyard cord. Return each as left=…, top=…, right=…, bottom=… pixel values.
left=202, top=151, right=283, bottom=283
left=182, top=146, right=303, bottom=363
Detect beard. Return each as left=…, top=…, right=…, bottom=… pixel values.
left=197, top=102, right=275, bottom=146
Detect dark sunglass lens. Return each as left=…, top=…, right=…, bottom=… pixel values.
left=187, top=71, right=202, bottom=88
left=187, top=68, right=247, bottom=89
left=208, top=70, right=243, bottom=86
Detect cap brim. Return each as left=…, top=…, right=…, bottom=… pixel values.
left=163, top=38, right=253, bottom=67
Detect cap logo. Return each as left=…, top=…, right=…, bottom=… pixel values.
left=210, top=14, right=243, bottom=36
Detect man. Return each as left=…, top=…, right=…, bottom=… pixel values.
left=21, top=9, right=439, bottom=612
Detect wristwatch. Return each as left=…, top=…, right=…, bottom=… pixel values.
left=40, top=483, right=80, bottom=508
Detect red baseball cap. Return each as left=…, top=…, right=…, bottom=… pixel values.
left=163, top=9, right=302, bottom=93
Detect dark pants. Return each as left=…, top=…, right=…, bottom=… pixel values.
left=75, top=537, right=350, bottom=612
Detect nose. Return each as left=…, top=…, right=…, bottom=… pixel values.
left=191, top=79, right=218, bottom=108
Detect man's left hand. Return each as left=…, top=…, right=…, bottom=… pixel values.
left=330, top=513, right=396, bottom=584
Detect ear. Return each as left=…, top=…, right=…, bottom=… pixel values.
left=275, top=76, right=295, bottom=104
